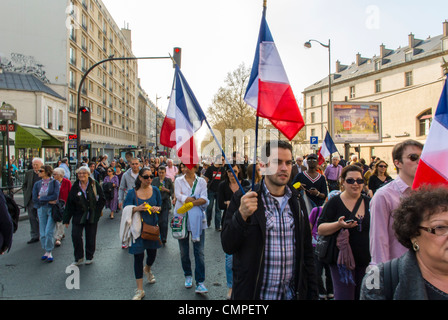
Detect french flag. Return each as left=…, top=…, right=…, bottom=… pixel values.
left=244, top=14, right=304, bottom=141
left=413, top=78, right=448, bottom=189
left=160, top=65, right=206, bottom=169
left=318, top=131, right=338, bottom=165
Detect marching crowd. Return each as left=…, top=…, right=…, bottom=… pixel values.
left=0, top=138, right=447, bottom=301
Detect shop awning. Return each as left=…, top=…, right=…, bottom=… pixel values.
left=15, top=124, right=63, bottom=149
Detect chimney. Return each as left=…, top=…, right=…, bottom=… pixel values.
left=409, top=33, right=416, bottom=48
left=336, top=60, right=341, bottom=73
left=356, top=53, right=367, bottom=66
left=444, top=20, right=448, bottom=37
left=380, top=44, right=392, bottom=58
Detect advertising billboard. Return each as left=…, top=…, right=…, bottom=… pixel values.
left=331, top=102, right=382, bottom=144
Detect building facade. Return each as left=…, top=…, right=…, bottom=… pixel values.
left=303, top=20, right=448, bottom=167
left=0, top=0, right=140, bottom=162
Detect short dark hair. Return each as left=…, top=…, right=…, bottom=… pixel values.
left=392, top=139, right=423, bottom=173
left=158, top=165, right=166, bottom=172
left=340, top=164, right=363, bottom=180
left=393, top=186, right=448, bottom=249
left=261, top=140, right=293, bottom=162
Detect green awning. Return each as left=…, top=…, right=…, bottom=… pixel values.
left=15, top=124, right=63, bottom=149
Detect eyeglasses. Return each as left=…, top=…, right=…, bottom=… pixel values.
left=38, top=169, right=45, bottom=173
left=418, top=226, right=448, bottom=236
left=407, top=154, right=420, bottom=162
left=345, top=178, right=364, bottom=185
left=140, top=175, right=151, bottom=179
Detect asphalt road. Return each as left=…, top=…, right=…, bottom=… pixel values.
left=0, top=206, right=229, bottom=300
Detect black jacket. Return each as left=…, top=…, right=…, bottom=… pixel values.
left=63, top=178, right=105, bottom=225
left=221, top=181, right=318, bottom=300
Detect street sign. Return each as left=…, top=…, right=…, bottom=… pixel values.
left=311, top=144, right=319, bottom=150
left=0, top=103, right=17, bottom=121
left=310, top=136, right=319, bottom=145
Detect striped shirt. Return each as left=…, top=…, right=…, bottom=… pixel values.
left=259, top=181, right=296, bottom=300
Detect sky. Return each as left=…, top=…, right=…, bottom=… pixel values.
left=102, top=0, right=448, bottom=116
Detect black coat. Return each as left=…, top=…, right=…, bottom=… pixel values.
left=63, top=178, right=106, bottom=225
left=221, top=181, right=318, bottom=300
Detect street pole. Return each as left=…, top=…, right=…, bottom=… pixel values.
left=76, top=55, right=172, bottom=166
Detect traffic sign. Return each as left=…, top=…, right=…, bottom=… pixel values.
left=310, top=136, right=319, bottom=145
left=0, top=124, right=15, bottom=132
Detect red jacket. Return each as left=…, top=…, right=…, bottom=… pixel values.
left=58, top=178, right=72, bottom=203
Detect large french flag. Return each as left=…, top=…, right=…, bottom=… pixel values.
left=160, top=65, right=206, bottom=169
left=244, top=14, right=304, bottom=141
left=413, top=78, right=448, bottom=189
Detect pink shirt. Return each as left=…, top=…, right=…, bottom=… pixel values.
left=369, top=175, right=411, bottom=265
left=166, top=165, right=178, bottom=182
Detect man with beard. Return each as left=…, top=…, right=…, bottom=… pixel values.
left=293, top=153, right=328, bottom=208
left=221, top=140, right=318, bottom=300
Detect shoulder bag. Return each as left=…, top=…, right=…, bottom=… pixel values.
left=135, top=191, right=160, bottom=242
left=315, top=195, right=364, bottom=264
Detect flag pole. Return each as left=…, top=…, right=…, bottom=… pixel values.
left=251, top=0, right=268, bottom=191
left=203, top=120, right=246, bottom=195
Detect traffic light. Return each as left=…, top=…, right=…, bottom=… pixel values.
left=173, top=47, right=182, bottom=69
left=79, top=106, right=91, bottom=129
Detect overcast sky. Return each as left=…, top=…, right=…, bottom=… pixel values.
left=103, top=0, right=448, bottom=115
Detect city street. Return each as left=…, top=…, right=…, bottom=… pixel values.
left=0, top=205, right=229, bottom=300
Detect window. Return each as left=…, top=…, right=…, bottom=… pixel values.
left=311, top=112, right=315, bottom=123
left=310, top=96, right=315, bottom=107
left=374, top=60, right=381, bottom=71
left=69, top=47, right=76, bottom=66
left=349, top=86, right=356, bottom=99
left=405, top=71, right=413, bottom=87
left=418, top=109, right=432, bottom=136
left=375, top=79, right=381, bottom=93
left=311, top=128, right=316, bottom=137
left=47, top=107, right=53, bottom=129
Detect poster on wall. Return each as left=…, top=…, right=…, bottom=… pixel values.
left=331, top=102, right=382, bottom=144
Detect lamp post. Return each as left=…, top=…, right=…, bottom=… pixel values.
left=76, top=55, right=172, bottom=165
left=304, top=39, right=332, bottom=154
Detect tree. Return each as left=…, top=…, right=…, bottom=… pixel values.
left=203, top=63, right=256, bottom=155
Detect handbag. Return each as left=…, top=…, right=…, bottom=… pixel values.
left=315, top=195, right=364, bottom=264
left=170, top=214, right=188, bottom=239
left=134, top=192, right=160, bottom=241
left=51, top=200, right=65, bottom=223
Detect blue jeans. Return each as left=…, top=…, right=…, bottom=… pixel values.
left=37, top=205, right=55, bottom=253
left=206, top=191, right=221, bottom=229
left=225, top=253, right=233, bottom=288
left=178, top=230, right=205, bottom=284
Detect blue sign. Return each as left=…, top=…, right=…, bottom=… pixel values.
left=310, top=136, right=319, bottom=145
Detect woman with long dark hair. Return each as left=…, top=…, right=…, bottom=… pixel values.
left=123, top=167, right=162, bottom=300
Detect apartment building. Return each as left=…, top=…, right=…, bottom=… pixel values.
left=0, top=0, right=139, bottom=161
left=303, top=20, right=448, bottom=167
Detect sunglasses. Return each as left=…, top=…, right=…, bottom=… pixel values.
left=407, top=154, right=420, bottom=162
left=377, top=165, right=387, bottom=168
left=38, top=169, right=45, bottom=173
left=140, top=175, right=152, bottom=180
left=345, top=178, right=364, bottom=185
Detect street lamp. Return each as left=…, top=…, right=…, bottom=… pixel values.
left=304, top=39, right=332, bottom=153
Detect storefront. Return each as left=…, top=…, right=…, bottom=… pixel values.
left=14, top=124, right=64, bottom=168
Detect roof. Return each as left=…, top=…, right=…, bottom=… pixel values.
left=0, top=71, right=65, bottom=100
left=304, top=34, right=445, bottom=92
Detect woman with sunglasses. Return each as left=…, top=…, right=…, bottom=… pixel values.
left=103, top=167, right=119, bottom=219
left=361, top=186, right=448, bottom=300
left=123, top=167, right=162, bottom=300
left=32, top=165, right=60, bottom=262
left=317, top=165, right=371, bottom=300
left=367, top=160, right=393, bottom=197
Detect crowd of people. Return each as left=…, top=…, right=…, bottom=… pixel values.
left=1, top=138, right=447, bottom=301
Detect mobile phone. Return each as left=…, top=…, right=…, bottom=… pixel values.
left=344, top=219, right=355, bottom=223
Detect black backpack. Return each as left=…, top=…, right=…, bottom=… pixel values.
left=102, top=182, right=114, bottom=201
left=4, top=193, right=19, bottom=233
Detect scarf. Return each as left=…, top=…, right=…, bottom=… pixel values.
left=336, top=228, right=356, bottom=285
